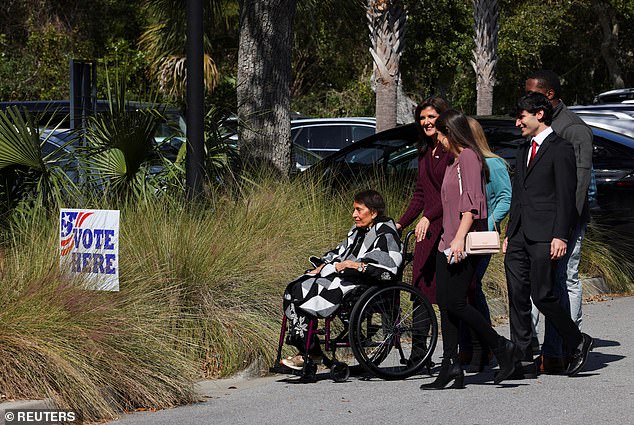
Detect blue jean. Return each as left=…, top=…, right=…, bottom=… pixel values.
left=531, top=222, right=586, bottom=357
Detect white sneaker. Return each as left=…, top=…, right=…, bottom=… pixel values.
left=280, top=354, right=305, bottom=370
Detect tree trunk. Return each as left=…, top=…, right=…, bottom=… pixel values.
left=471, top=0, right=499, bottom=116
left=376, top=77, right=398, bottom=131
left=397, top=81, right=416, bottom=125
left=237, top=0, right=296, bottom=177
left=368, top=0, right=406, bottom=133
left=592, top=0, right=624, bottom=89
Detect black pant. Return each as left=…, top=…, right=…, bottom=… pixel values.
left=435, top=251, right=501, bottom=360
left=504, top=231, right=583, bottom=359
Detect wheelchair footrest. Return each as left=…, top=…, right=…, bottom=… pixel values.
left=270, top=364, right=292, bottom=374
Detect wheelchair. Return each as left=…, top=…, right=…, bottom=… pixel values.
left=270, top=230, right=438, bottom=382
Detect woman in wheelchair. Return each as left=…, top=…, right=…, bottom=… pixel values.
left=280, top=189, right=403, bottom=370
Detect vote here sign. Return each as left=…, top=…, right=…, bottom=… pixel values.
left=59, top=209, right=120, bottom=291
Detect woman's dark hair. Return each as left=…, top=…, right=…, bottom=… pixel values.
left=436, top=109, right=490, bottom=182
left=413, top=95, right=451, bottom=155
left=354, top=189, right=386, bottom=217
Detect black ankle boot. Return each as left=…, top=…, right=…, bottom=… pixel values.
left=466, top=349, right=490, bottom=373
left=466, top=333, right=490, bottom=373
left=420, top=358, right=465, bottom=390
left=493, top=337, right=516, bottom=384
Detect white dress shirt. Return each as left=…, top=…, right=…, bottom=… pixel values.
left=527, top=126, right=554, bottom=166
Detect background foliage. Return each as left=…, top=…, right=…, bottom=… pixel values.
left=2, top=0, right=633, bottom=114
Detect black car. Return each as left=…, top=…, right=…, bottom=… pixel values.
left=313, top=117, right=634, bottom=221
left=591, top=126, right=634, bottom=219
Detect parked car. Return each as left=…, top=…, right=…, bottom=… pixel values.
left=592, top=88, right=634, bottom=104
left=0, top=99, right=185, bottom=161
left=568, top=105, right=634, bottom=139
left=40, top=128, right=80, bottom=177
left=312, top=116, right=634, bottom=221
left=590, top=126, right=634, bottom=220
left=291, top=117, right=375, bottom=169
left=223, top=115, right=376, bottom=171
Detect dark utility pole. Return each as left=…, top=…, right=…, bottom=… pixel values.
left=69, top=59, right=97, bottom=130
left=186, top=0, right=205, bottom=199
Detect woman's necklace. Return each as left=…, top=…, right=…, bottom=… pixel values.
left=432, top=141, right=440, bottom=158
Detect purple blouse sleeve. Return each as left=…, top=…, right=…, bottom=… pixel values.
left=458, top=149, right=487, bottom=219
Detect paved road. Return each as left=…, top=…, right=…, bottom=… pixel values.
left=110, top=296, right=633, bottom=425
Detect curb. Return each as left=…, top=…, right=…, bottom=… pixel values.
left=0, top=399, right=52, bottom=414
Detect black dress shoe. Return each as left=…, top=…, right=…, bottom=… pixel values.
left=492, top=338, right=516, bottom=384
left=567, top=333, right=593, bottom=376
left=494, top=361, right=537, bottom=380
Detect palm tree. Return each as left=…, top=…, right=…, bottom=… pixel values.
left=139, top=0, right=224, bottom=103
left=367, top=0, right=406, bottom=133
left=471, top=0, right=499, bottom=116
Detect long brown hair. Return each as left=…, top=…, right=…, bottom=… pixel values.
left=467, top=117, right=500, bottom=159
left=413, top=96, right=450, bottom=155
left=436, top=109, right=490, bottom=182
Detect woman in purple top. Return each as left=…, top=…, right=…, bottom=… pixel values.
left=396, top=96, right=450, bottom=304
left=420, top=110, right=516, bottom=390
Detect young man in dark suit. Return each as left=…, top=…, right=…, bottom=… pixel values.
left=503, top=92, right=592, bottom=377
left=525, top=70, right=593, bottom=374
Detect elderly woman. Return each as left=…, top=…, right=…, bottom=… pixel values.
left=280, top=189, right=403, bottom=370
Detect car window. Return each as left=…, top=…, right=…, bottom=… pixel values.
left=593, top=135, right=632, bottom=160
left=478, top=122, right=524, bottom=169
left=351, top=126, right=375, bottom=142
left=330, top=138, right=409, bottom=165
left=307, top=126, right=349, bottom=150
left=592, top=134, right=634, bottom=184
left=340, top=146, right=383, bottom=164
left=291, top=127, right=307, bottom=147
left=387, top=145, right=418, bottom=171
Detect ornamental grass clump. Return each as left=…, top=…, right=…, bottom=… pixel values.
left=0, top=214, right=196, bottom=421
left=119, top=176, right=352, bottom=377
left=581, top=221, right=633, bottom=293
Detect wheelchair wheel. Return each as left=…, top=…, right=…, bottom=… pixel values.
left=330, top=361, right=350, bottom=382
left=348, top=284, right=438, bottom=380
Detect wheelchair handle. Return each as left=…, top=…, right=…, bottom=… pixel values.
left=401, top=230, right=416, bottom=267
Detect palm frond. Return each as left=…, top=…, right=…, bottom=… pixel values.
left=0, top=107, right=43, bottom=171
left=139, top=0, right=223, bottom=101
left=0, top=107, right=81, bottom=212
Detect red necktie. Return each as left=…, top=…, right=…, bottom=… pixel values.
left=529, top=139, right=538, bottom=165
